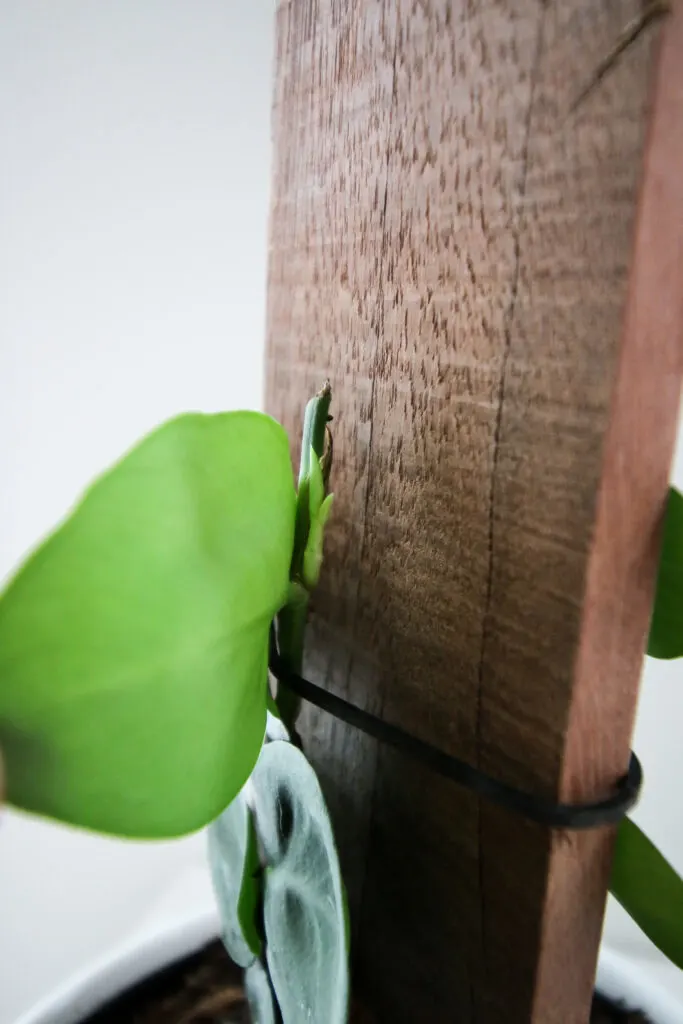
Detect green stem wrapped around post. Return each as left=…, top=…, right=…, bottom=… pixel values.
left=275, top=382, right=333, bottom=732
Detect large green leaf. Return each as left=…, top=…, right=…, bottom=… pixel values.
left=0, top=412, right=296, bottom=837
left=251, top=740, right=348, bottom=1024
left=648, top=486, right=683, bottom=659
left=610, top=816, right=683, bottom=969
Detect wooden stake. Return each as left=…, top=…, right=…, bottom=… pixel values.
left=265, top=2, right=682, bottom=1020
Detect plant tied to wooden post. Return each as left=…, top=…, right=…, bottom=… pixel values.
left=207, top=383, right=348, bottom=1023
left=1, top=382, right=683, bottom=1021
left=0, top=385, right=349, bottom=1022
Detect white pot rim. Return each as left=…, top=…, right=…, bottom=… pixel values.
left=12, top=918, right=683, bottom=1024
left=14, top=909, right=219, bottom=1024
left=596, top=947, right=683, bottom=1024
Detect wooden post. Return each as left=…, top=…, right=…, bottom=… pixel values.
left=265, top=2, right=683, bottom=1021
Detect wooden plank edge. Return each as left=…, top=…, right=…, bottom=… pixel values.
left=533, top=6, right=683, bottom=1021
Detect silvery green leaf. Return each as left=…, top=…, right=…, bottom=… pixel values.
left=266, top=706, right=290, bottom=742
left=207, top=789, right=261, bottom=968
left=245, top=958, right=280, bottom=1024
left=251, top=741, right=348, bottom=1024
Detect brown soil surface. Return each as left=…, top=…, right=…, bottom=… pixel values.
left=83, top=941, right=650, bottom=1023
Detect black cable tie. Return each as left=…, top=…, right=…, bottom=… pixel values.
left=269, top=640, right=642, bottom=831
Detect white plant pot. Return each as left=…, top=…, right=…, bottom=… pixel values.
left=0, top=810, right=219, bottom=1024
left=596, top=947, right=683, bottom=1023
left=11, top=929, right=683, bottom=1024
left=14, top=902, right=218, bottom=1024
left=3, top=815, right=682, bottom=1024
left=596, top=895, right=683, bottom=1023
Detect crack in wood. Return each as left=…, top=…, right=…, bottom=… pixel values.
left=569, top=0, right=670, bottom=115
left=473, top=6, right=548, bottom=1013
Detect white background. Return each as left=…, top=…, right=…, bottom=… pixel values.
left=0, top=3, right=681, bottom=1022
left=0, top=4, right=273, bottom=1021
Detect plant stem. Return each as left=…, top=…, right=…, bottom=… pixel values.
left=278, top=583, right=309, bottom=679
left=290, top=381, right=332, bottom=583
left=276, top=382, right=332, bottom=734
left=298, top=379, right=332, bottom=486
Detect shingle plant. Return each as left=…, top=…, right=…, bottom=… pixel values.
left=0, top=382, right=682, bottom=1023
left=0, top=383, right=347, bottom=1022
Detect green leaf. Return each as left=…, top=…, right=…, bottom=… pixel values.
left=0, top=412, right=296, bottom=837
left=251, top=740, right=348, bottom=1024
left=290, top=384, right=331, bottom=583
left=610, top=816, right=683, bottom=969
left=317, top=491, right=335, bottom=528
left=208, top=790, right=262, bottom=968
left=238, top=810, right=263, bottom=957
left=297, top=384, right=331, bottom=489
left=302, top=493, right=334, bottom=591
left=648, top=486, right=683, bottom=659
left=307, top=445, right=325, bottom=519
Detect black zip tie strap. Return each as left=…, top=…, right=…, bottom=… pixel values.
left=269, top=639, right=642, bottom=831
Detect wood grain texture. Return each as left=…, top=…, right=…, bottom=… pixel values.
left=535, top=5, right=683, bottom=1019
left=265, top=2, right=680, bottom=1021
